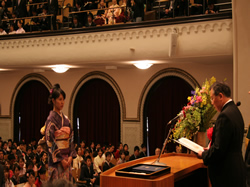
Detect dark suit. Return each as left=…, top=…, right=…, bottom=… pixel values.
left=14, top=0, right=28, bottom=18
left=139, top=151, right=146, bottom=158
left=48, top=0, right=58, bottom=30
left=0, top=164, right=4, bottom=187
left=129, top=154, right=139, bottom=161
left=132, top=0, right=144, bottom=20
left=103, top=161, right=114, bottom=172
left=79, top=163, right=99, bottom=186
left=202, top=101, right=246, bottom=187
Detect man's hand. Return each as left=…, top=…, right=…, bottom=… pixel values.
left=197, top=150, right=203, bottom=159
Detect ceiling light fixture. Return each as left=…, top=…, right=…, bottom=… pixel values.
left=133, top=60, right=154, bottom=69
left=51, top=65, right=70, bottom=73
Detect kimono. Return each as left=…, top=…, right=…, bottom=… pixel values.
left=45, top=111, right=77, bottom=182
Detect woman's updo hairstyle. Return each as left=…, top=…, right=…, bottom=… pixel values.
left=48, top=84, right=66, bottom=105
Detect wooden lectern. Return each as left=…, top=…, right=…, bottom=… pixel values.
left=101, top=153, right=209, bottom=187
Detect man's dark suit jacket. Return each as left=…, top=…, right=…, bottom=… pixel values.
left=14, top=0, right=27, bottom=17
left=79, top=163, right=95, bottom=186
left=0, top=164, right=4, bottom=186
left=48, top=0, right=58, bottom=15
left=202, top=101, right=246, bottom=187
left=103, top=162, right=114, bottom=172
left=139, top=151, right=146, bottom=158
left=129, top=154, right=139, bottom=161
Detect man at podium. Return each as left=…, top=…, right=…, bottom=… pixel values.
left=197, top=82, right=246, bottom=187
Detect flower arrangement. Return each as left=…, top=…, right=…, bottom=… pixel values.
left=172, top=77, right=217, bottom=140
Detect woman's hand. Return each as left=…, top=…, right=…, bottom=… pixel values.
left=61, top=159, right=69, bottom=170
left=67, top=156, right=73, bottom=167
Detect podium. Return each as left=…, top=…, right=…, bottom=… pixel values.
left=100, top=153, right=209, bottom=187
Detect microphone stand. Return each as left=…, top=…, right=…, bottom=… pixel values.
left=152, top=120, right=176, bottom=166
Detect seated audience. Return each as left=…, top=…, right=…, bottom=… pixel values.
left=139, top=143, right=147, bottom=158
left=123, top=144, right=129, bottom=156
left=38, top=6, right=50, bottom=31
left=161, top=0, right=178, bottom=18
left=70, top=16, right=83, bottom=28
left=117, top=150, right=126, bottom=164
left=79, top=156, right=99, bottom=186
left=85, top=13, right=96, bottom=27
left=129, top=146, right=140, bottom=161
left=105, top=0, right=121, bottom=24
left=205, top=1, right=218, bottom=14
left=16, top=20, right=26, bottom=34
left=102, top=145, right=114, bottom=161
left=5, top=160, right=14, bottom=178
left=0, top=149, right=5, bottom=165
left=2, top=141, right=8, bottom=155
left=23, top=169, right=36, bottom=187
left=73, top=146, right=83, bottom=177
left=93, top=143, right=101, bottom=158
left=0, top=0, right=10, bottom=19
left=155, top=148, right=161, bottom=156
left=93, top=148, right=104, bottom=174
left=73, top=1, right=86, bottom=26
left=39, top=151, right=47, bottom=167
left=114, top=142, right=123, bottom=160
left=0, top=25, right=7, bottom=35
left=103, top=152, right=114, bottom=172
left=80, top=140, right=87, bottom=154
left=35, top=166, right=46, bottom=187
left=18, top=157, right=26, bottom=176
left=11, top=165, right=21, bottom=185
left=4, top=166, right=14, bottom=187
left=89, top=141, right=95, bottom=154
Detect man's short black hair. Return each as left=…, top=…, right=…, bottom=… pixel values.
left=141, top=144, right=146, bottom=148
left=134, top=146, right=140, bottom=152
left=85, top=155, right=92, bottom=162
left=210, top=82, right=231, bottom=97
left=105, top=151, right=111, bottom=158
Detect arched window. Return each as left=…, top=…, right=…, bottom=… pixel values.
left=143, top=76, right=193, bottom=155
left=14, top=80, right=52, bottom=143
left=73, top=78, right=120, bottom=146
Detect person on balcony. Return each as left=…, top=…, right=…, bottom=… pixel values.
left=13, top=0, right=27, bottom=18
left=47, top=0, right=58, bottom=30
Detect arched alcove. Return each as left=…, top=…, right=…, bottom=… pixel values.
left=11, top=74, right=52, bottom=143
left=139, top=68, right=199, bottom=155
left=69, top=72, right=125, bottom=146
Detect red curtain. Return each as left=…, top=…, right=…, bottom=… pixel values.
left=144, top=76, right=193, bottom=155
left=14, top=80, right=52, bottom=144
left=73, top=79, right=120, bottom=146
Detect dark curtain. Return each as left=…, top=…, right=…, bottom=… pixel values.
left=14, top=80, right=52, bottom=144
left=73, top=79, right=120, bottom=147
left=144, top=76, right=193, bottom=155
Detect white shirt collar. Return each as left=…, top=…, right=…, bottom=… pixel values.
left=223, top=99, right=232, bottom=108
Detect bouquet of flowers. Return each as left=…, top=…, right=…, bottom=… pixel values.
left=172, top=77, right=217, bottom=140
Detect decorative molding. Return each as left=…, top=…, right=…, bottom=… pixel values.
left=0, top=19, right=232, bottom=50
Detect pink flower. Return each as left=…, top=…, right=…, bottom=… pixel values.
left=207, top=127, right=213, bottom=141
left=196, top=96, right=202, bottom=103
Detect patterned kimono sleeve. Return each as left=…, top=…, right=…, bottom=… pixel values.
left=46, top=122, right=63, bottom=163
left=69, top=128, right=77, bottom=159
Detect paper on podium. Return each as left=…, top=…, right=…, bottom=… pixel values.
left=174, top=137, right=204, bottom=153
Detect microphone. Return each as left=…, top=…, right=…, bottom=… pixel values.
left=236, top=101, right=241, bottom=106
left=167, top=111, right=184, bottom=125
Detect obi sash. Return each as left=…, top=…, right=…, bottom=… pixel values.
left=54, top=127, right=70, bottom=150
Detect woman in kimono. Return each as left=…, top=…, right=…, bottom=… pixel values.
left=45, top=84, right=77, bottom=182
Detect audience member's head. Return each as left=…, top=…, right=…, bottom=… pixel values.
left=18, top=157, right=25, bottom=169
left=141, top=143, right=146, bottom=152
left=38, top=166, right=46, bottom=182
left=120, top=150, right=125, bottom=160
left=134, top=146, right=140, bottom=156
left=0, top=150, right=4, bottom=160
left=85, top=155, right=92, bottom=167
left=80, top=140, right=86, bottom=148
left=155, top=148, right=161, bottom=156
left=25, top=169, right=36, bottom=185
left=26, top=160, right=34, bottom=170
left=109, top=144, right=115, bottom=153
left=117, top=142, right=123, bottom=151
left=17, top=20, right=24, bottom=28
left=13, top=164, right=20, bottom=177
left=123, top=144, right=128, bottom=152
left=84, top=149, right=90, bottom=158
left=105, top=152, right=111, bottom=162
left=97, top=148, right=103, bottom=157
left=40, top=151, right=47, bottom=162
left=87, top=13, right=94, bottom=23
